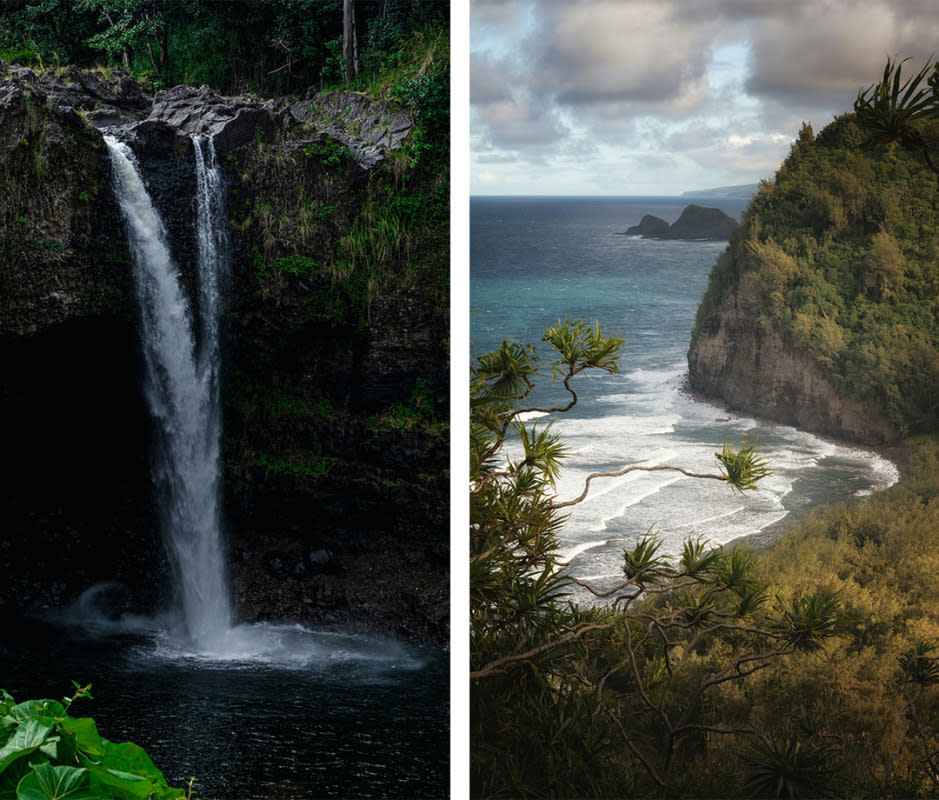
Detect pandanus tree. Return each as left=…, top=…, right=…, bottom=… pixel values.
left=854, top=56, right=939, bottom=177
left=470, top=318, right=842, bottom=799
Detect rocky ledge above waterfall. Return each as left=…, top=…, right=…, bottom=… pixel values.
left=0, top=62, right=448, bottom=644
left=1, top=62, right=413, bottom=167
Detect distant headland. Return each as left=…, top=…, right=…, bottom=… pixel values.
left=681, top=183, right=758, bottom=199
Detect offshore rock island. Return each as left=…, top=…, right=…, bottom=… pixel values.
left=0, top=64, right=448, bottom=642
left=626, top=203, right=740, bottom=240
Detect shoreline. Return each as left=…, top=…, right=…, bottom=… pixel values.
left=681, top=383, right=911, bottom=553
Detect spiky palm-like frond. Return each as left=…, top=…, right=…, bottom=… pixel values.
left=742, top=734, right=840, bottom=799
left=715, top=440, right=772, bottom=492
left=773, top=590, right=841, bottom=652
left=899, top=640, right=939, bottom=685
left=623, top=533, right=673, bottom=586
left=854, top=57, right=937, bottom=147
left=679, top=535, right=721, bottom=579
left=543, top=316, right=625, bottom=376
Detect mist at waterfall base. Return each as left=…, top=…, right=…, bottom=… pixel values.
left=0, top=138, right=447, bottom=799
left=471, top=196, right=898, bottom=600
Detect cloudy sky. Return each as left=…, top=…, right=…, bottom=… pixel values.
left=470, top=0, right=939, bottom=195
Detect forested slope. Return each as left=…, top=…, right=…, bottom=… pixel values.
left=689, top=115, right=939, bottom=441
left=0, top=0, right=446, bottom=97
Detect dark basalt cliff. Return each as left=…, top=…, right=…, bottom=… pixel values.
left=687, top=272, right=886, bottom=443
left=0, top=64, right=448, bottom=642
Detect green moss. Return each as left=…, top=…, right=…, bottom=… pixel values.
left=299, top=137, right=351, bottom=168
left=244, top=450, right=331, bottom=478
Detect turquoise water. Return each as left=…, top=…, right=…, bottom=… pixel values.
left=471, top=196, right=897, bottom=597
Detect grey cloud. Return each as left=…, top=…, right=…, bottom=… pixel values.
left=528, top=2, right=720, bottom=109
left=743, top=0, right=939, bottom=106
left=469, top=0, right=939, bottom=189
left=472, top=91, right=569, bottom=150
left=471, top=53, right=514, bottom=105
left=474, top=152, right=521, bottom=164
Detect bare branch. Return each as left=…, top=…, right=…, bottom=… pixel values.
left=553, top=464, right=725, bottom=510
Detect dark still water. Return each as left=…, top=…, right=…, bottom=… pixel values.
left=471, top=195, right=898, bottom=598
left=0, top=613, right=448, bottom=799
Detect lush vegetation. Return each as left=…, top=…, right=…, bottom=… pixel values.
left=0, top=0, right=446, bottom=96
left=691, top=106, right=939, bottom=438
left=470, top=317, right=939, bottom=798
left=472, top=60, right=939, bottom=799
left=470, top=320, right=832, bottom=798
left=0, top=684, right=192, bottom=799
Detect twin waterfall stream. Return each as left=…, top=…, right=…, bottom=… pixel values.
left=0, top=131, right=448, bottom=799
left=105, top=134, right=232, bottom=651
left=100, top=132, right=424, bottom=670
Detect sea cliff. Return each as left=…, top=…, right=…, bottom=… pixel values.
left=688, top=116, right=939, bottom=445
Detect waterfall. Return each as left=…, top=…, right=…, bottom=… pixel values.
left=105, top=134, right=231, bottom=648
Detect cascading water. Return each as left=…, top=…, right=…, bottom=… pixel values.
left=99, top=130, right=429, bottom=672
left=2, top=126, right=445, bottom=800
left=105, top=134, right=231, bottom=648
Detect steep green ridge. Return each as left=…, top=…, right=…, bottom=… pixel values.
left=691, top=116, right=939, bottom=438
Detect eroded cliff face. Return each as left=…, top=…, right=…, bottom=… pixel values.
left=0, top=64, right=448, bottom=642
left=687, top=272, right=887, bottom=444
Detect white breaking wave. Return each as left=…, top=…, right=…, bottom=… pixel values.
left=542, top=366, right=900, bottom=590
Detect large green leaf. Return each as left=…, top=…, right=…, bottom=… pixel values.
left=88, top=766, right=154, bottom=799
left=60, top=720, right=105, bottom=760
left=9, top=703, right=65, bottom=726
left=93, top=742, right=167, bottom=786
left=14, top=764, right=93, bottom=800
left=0, top=720, right=55, bottom=772
left=0, top=759, right=29, bottom=800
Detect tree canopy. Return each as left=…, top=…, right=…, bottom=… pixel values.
left=0, top=0, right=447, bottom=95
left=468, top=320, right=849, bottom=798
left=692, top=101, right=939, bottom=437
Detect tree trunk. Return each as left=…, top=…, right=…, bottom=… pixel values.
left=157, top=25, right=168, bottom=75
left=343, top=0, right=358, bottom=86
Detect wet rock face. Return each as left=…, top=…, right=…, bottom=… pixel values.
left=687, top=273, right=887, bottom=444
left=0, top=65, right=447, bottom=643
left=0, top=70, right=133, bottom=337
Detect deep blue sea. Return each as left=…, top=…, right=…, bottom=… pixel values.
left=471, top=195, right=898, bottom=597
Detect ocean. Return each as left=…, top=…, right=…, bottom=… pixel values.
left=470, top=195, right=898, bottom=598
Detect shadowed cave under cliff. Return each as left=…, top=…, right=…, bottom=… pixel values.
left=0, top=315, right=170, bottom=613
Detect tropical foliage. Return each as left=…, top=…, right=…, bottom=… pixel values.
left=0, top=0, right=446, bottom=95
left=691, top=105, right=939, bottom=437
left=471, top=320, right=939, bottom=798
left=0, top=684, right=190, bottom=799
left=854, top=56, right=939, bottom=175
left=469, top=320, right=851, bottom=798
